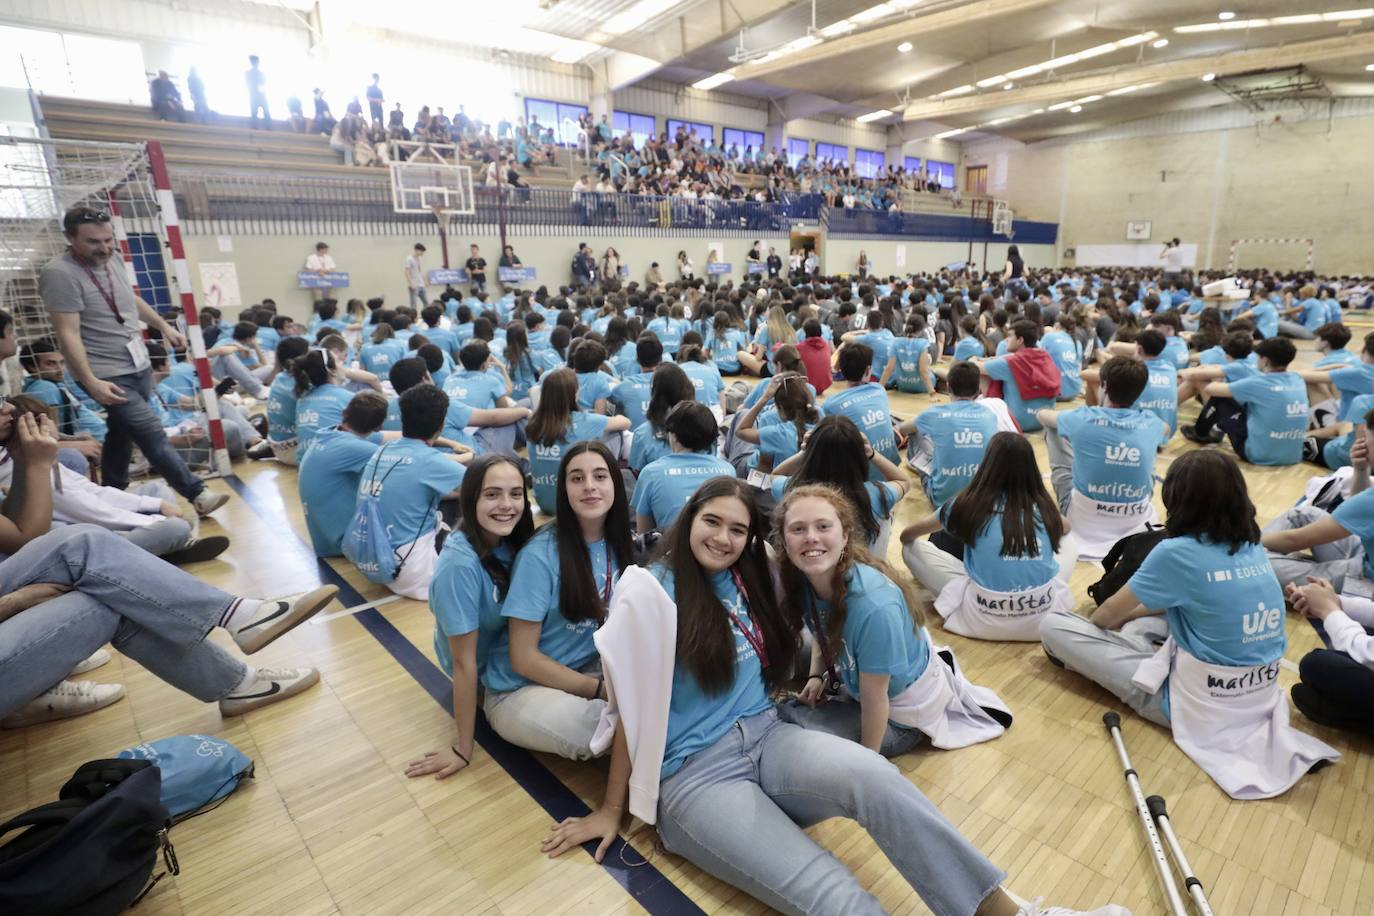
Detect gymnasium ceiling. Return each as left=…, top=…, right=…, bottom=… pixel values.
left=267, top=0, right=1374, bottom=143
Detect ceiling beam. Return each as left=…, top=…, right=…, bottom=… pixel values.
left=729, top=0, right=1061, bottom=82
left=902, top=30, right=1374, bottom=120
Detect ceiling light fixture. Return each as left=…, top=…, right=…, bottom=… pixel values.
left=1003, top=82, right=1014, bottom=89
left=936, top=84, right=975, bottom=97
left=932, top=127, right=970, bottom=139
left=849, top=3, right=897, bottom=25
left=934, top=31, right=1157, bottom=98
left=1152, top=38, right=1169, bottom=47
left=1366, top=62, right=1374, bottom=69
left=1218, top=10, right=1236, bottom=19
left=898, top=41, right=913, bottom=52
left=819, top=20, right=857, bottom=37
left=1176, top=9, right=1372, bottom=32
left=857, top=109, right=894, bottom=122
left=692, top=72, right=734, bottom=90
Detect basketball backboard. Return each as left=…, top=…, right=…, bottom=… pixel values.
left=389, top=161, right=475, bottom=215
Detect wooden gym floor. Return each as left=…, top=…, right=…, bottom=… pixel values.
left=2, top=340, right=1372, bottom=916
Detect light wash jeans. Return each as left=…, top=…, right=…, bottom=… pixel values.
left=0, top=525, right=246, bottom=716
left=473, top=423, right=519, bottom=458
left=114, top=481, right=196, bottom=557
left=656, top=708, right=1005, bottom=916
left=1262, top=504, right=1366, bottom=590
left=1039, top=611, right=1170, bottom=727
left=95, top=369, right=206, bottom=499
left=483, top=660, right=606, bottom=760
left=777, top=697, right=924, bottom=757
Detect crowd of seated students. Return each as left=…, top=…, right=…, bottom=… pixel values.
left=7, top=247, right=1374, bottom=913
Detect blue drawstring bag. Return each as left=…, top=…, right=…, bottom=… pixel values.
left=117, top=735, right=254, bottom=821
left=343, top=443, right=402, bottom=583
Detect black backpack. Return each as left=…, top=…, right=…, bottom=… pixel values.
left=0, top=759, right=178, bottom=915
left=1087, top=525, right=1170, bottom=606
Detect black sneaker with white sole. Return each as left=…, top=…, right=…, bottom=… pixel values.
left=161, top=535, right=231, bottom=566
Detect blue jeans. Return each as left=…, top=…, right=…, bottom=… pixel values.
left=96, top=369, right=205, bottom=499
left=656, top=708, right=1005, bottom=916
left=777, top=697, right=924, bottom=757
left=0, top=525, right=245, bottom=715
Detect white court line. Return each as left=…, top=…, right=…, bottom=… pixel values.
left=313, top=595, right=403, bottom=624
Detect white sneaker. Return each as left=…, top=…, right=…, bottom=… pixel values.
left=1, top=680, right=125, bottom=728
left=192, top=489, right=230, bottom=517
left=218, top=666, right=320, bottom=717
left=1018, top=899, right=1132, bottom=916
left=231, top=586, right=338, bottom=654
left=69, top=648, right=112, bottom=676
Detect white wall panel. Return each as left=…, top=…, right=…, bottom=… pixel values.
left=615, top=78, right=769, bottom=133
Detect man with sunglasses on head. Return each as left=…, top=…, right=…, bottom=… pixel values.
left=39, top=207, right=229, bottom=517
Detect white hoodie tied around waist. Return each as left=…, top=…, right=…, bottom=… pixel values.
left=1132, top=637, right=1339, bottom=800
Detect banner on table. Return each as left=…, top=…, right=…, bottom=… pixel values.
left=427, top=268, right=469, bottom=284
left=297, top=271, right=350, bottom=289
left=499, top=266, right=538, bottom=283
left=745, top=262, right=767, bottom=274
left=707, top=262, right=732, bottom=275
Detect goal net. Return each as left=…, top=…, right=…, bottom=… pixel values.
left=0, top=135, right=230, bottom=477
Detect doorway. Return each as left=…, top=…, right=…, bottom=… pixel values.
left=789, top=228, right=822, bottom=275
left=965, top=165, right=988, bottom=196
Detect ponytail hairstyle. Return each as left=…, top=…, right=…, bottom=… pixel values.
left=944, top=431, right=1063, bottom=556
left=370, top=322, right=395, bottom=344
left=552, top=441, right=635, bottom=624
left=458, top=454, right=535, bottom=598
left=772, top=343, right=803, bottom=377
left=526, top=368, right=579, bottom=446
left=292, top=345, right=336, bottom=397
left=677, top=342, right=708, bottom=364
left=773, top=483, right=924, bottom=661
left=772, top=372, right=818, bottom=450
left=651, top=476, right=797, bottom=695
left=275, top=336, right=310, bottom=377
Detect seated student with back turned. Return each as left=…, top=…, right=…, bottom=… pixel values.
left=822, top=343, right=900, bottom=470
left=902, top=360, right=998, bottom=508
left=775, top=484, right=1012, bottom=757
left=1039, top=450, right=1338, bottom=799
left=0, top=400, right=338, bottom=727
left=902, top=432, right=1076, bottom=642
left=407, top=453, right=534, bottom=779
left=610, top=334, right=662, bottom=427
left=734, top=372, right=819, bottom=476
left=1037, top=358, right=1168, bottom=561
left=1131, top=330, right=1178, bottom=440
left=973, top=320, right=1061, bottom=432
left=356, top=385, right=468, bottom=599
left=633, top=402, right=733, bottom=535
left=543, top=476, right=1127, bottom=916
left=630, top=362, right=696, bottom=475
left=1174, top=330, right=1257, bottom=406
left=298, top=390, right=388, bottom=557
left=483, top=442, right=634, bottom=760
left=444, top=340, right=521, bottom=456
left=1181, top=337, right=1308, bottom=466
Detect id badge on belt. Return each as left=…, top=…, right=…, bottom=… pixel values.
left=126, top=336, right=151, bottom=371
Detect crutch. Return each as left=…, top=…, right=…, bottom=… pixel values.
left=1146, top=794, right=1215, bottom=916
left=1102, top=712, right=1188, bottom=916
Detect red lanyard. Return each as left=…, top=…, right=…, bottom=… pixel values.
left=804, top=593, right=841, bottom=684
left=79, top=260, right=125, bottom=325
left=727, top=567, right=770, bottom=668
left=598, top=545, right=614, bottom=608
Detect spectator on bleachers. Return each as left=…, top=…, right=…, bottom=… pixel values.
left=149, top=71, right=185, bottom=122
left=312, top=88, right=336, bottom=135
left=286, top=95, right=307, bottom=132
left=366, top=74, right=384, bottom=122
left=186, top=66, right=207, bottom=122
left=246, top=55, right=269, bottom=129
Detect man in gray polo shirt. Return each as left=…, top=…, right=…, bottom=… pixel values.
left=39, top=207, right=229, bottom=516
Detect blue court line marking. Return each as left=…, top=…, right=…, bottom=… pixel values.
left=223, top=474, right=702, bottom=915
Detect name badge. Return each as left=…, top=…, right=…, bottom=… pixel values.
left=746, top=469, right=772, bottom=490
left=126, top=336, right=151, bottom=371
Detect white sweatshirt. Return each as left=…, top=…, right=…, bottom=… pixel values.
left=1326, top=601, right=1374, bottom=669
left=0, top=451, right=161, bottom=530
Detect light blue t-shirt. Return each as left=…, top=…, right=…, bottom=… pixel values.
left=422, top=325, right=459, bottom=357
left=1322, top=394, right=1374, bottom=469
left=709, top=329, right=747, bottom=373
left=1249, top=300, right=1279, bottom=338
left=856, top=329, right=896, bottom=383
left=1137, top=357, right=1178, bottom=437
left=953, top=336, right=984, bottom=362
left=804, top=564, right=929, bottom=703
left=1327, top=363, right=1374, bottom=418
left=892, top=337, right=932, bottom=393
left=483, top=529, right=620, bottom=693
left=821, top=382, right=897, bottom=463
left=1333, top=488, right=1374, bottom=581
left=1229, top=372, right=1307, bottom=466
left=941, top=502, right=1060, bottom=592
left=295, top=383, right=356, bottom=461
left=357, top=437, right=465, bottom=549
left=648, top=317, right=686, bottom=354
left=1057, top=407, right=1168, bottom=504
left=1316, top=348, right=1357, bottom=369
left=609, top=372, right=654, bottom=427
left=681, top=362, right=724, bottom=407
left=748, top=418, right=813, bottom=471
left=652, top=564, right=773, bottom=780
left=915, top=400, right=999, bottom=507
left=266, top=373, right=299, bottom=442
left=1128, top=536, right=1287, bottom=717
left=1041, top=330, right=1083, bottom=400
left=360, top=340, right=407, bottom=375
left=630, top=420, right=673, bottom=474
left=572, top=370, right=614, bottom=413
left=1299, top=298, right=1327, bottom=331
left=632, top=451, right=733, bottom=529
left=1162, top=336, right=1190, bottom=370
left=298, top=427, right=380, bottom=557
left=443, top=369, right=505, bottom=410
left=983, top=355, right=1054, bottom=432
left=430, top=537, right=512, bottom=678
left=529, top=411, right=612, bottom=515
